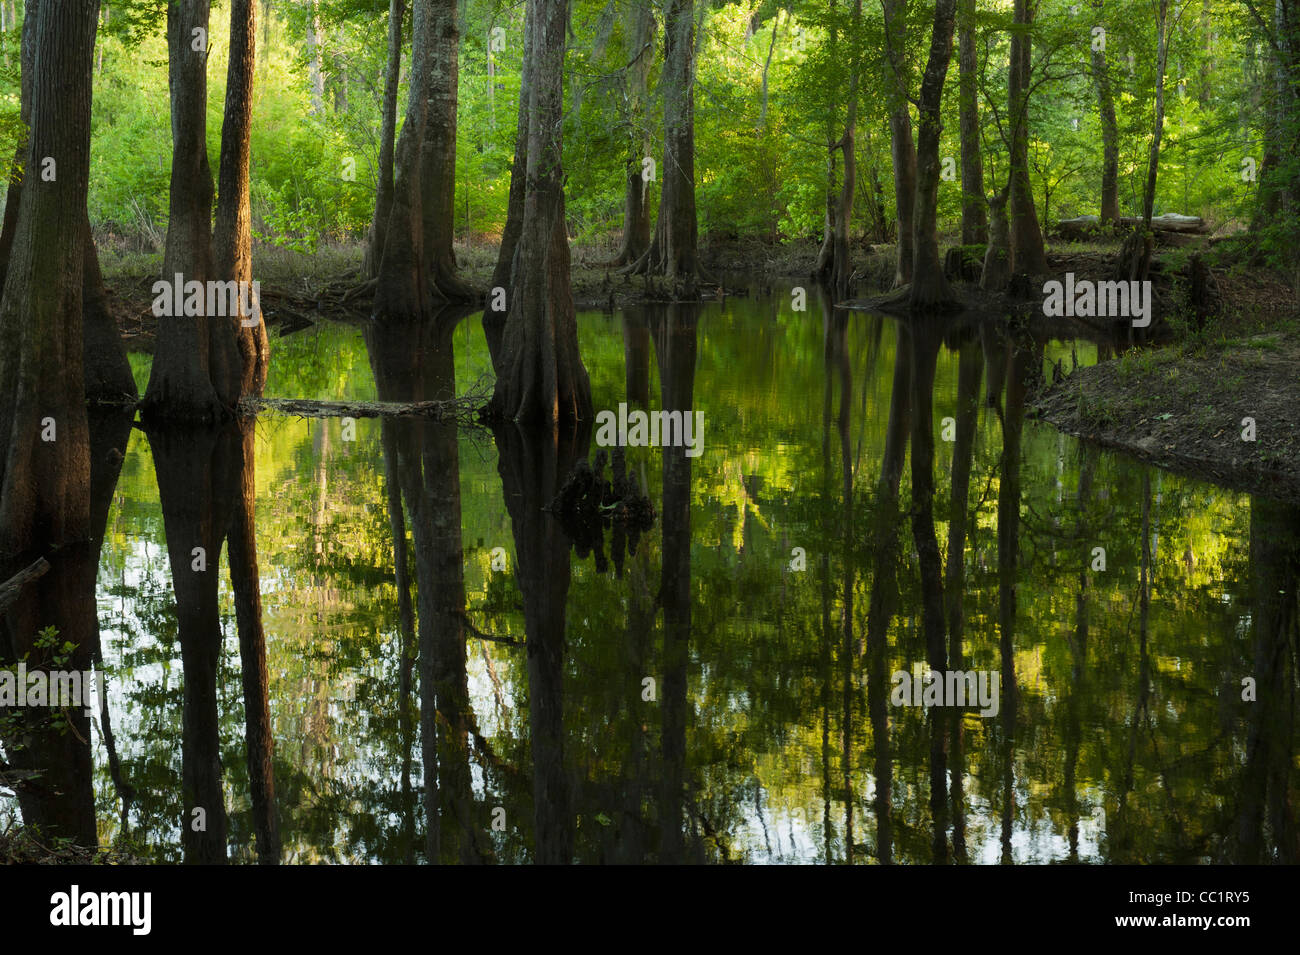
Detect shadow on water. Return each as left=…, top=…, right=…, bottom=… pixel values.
left=5, top=284, right=1297, bottom=864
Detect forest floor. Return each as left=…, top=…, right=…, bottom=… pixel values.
left=1028, top=234, right=1300, bottom=503
left=1030, top=330, right=1300, bottom=503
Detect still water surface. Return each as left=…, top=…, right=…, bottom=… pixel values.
left=12, top=285, right=1296, bottom=864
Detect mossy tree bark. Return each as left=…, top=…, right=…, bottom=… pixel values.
left=0, top=0, right=97, bottom=561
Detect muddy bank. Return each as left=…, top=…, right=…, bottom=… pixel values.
left=1030, top=333, right=1300, bottom=503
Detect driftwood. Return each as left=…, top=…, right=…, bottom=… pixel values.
left=0, top=558, right=50, bottom=614
left=1056, top=213, right=1208, bottom=239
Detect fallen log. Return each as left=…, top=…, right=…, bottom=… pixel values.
left=241, top=394, right=489, bottom=423
left=1055, top=213, right=1208, bottom=239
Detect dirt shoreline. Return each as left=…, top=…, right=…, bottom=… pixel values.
left=1030, top=333, right=1300, bottom=503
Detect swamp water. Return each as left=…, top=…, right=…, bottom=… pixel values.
left=8, top=285, right=1296, bottom=864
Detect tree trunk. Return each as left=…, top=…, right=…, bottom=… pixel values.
left=81, top=218, right=136, bottom=403
left=1008, top=0, right=1047, bottom=274
left=0, top=0, right=35, bottom=290
left=144, top=0, right=240, bottom=422
left=374, top=0, right=473, bottom=328
left=957, top=0, right=986, bottom=244
left=0, top=0, right=96, bottom=561
left=610, top=1, right=654, bottom=267
left=484, top=9, right=532, bottom=366
left=1142, top=0, right=1170, bottom=228
left=0, top=0, right=101, bottom=849
left=364, top=0, right=405, bottom=280
left=214, top=0, right=267, bottom=398
left=1090, top=0, right=1120, bottom=224
left=909, top=0, right=958, bottom=308
left=488, top=0, right=593, bottom=426
left=306, top=0, right=325, bottom=115
left=759, top=7, right=781, bottom=128
left=882, top=0, right=916, bottom=287
left=418, top=0, right=474, bottom=301
left=817, top=0, right=861, bottom=298
left=624, top=0, right=703, bottom=295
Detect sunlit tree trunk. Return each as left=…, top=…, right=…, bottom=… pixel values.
left=214, top=0, right=267, bottom=397
left=364, top=0, right=404, bottom=280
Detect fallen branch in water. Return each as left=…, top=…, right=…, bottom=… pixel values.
left=242, top=376, right=492, bottom=426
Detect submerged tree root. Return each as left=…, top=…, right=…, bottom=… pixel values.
left=546, top=446, right=656, bottom=577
